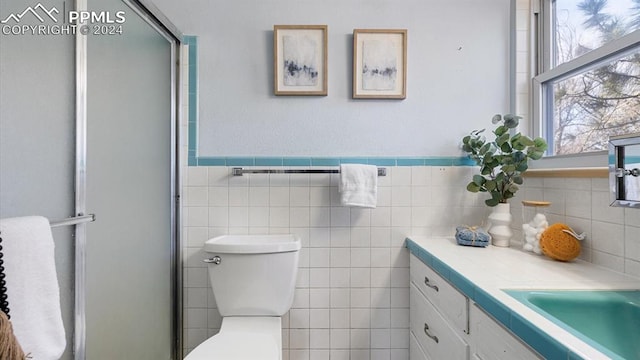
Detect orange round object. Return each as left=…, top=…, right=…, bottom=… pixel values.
left=539, top=223, right=581, bottom=262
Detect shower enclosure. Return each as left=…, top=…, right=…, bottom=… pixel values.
left=0, top=0, right=183, bottom=358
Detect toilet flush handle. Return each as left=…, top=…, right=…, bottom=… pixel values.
left=203, top=256, right=222, bottom=265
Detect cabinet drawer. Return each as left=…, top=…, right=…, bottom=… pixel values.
left=410, top=331, right=430, bottom=360
left=469, top=304, right=541, bottom=360
left=410, top=283, right=469, bottom=360
left=410, top=254, right=468, bottom=334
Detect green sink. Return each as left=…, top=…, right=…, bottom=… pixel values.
left=505, top=290, right=640, bottom=360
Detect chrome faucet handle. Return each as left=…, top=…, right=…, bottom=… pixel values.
left=616, top=168, right=640, bottom=178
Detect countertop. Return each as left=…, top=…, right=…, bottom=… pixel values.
left=406, top=236, right=640, bottom=360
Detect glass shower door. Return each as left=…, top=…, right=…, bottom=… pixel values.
left=85, top=0, right=176, bottom=358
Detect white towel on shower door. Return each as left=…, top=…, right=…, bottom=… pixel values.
left=338, top=164, right=378, bottom=208
left=0, top=216, right=66, bottom=360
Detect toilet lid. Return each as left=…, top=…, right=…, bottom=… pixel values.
left=184, top=317, right=281, bottom=360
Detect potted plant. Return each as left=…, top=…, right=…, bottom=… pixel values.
left=461, top=114, right=547, bottom=246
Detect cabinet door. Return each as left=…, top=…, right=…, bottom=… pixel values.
left=410, top=254, right=468, bottom=335
left=469, top=304, right=541, bottom=360
left=410, top=332, right=430, bottom=360
left=410, top=283, right=469, bottom=360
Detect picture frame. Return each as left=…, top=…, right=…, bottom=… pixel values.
left=352, top=29, right=407, bottom=99
left=273, top=25, right=328, bottom=96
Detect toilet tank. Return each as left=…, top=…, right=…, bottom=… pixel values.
left=204, top=234, right=301, bottom=316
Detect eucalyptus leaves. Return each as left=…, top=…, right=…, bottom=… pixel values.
left=462, top=114, right=547, bottom=207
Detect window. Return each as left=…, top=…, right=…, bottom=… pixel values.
left=533, top=0, right=640, bottom=157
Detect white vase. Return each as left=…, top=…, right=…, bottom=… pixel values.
left=487, top=203, right=513, bottom=247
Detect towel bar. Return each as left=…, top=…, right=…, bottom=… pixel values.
left=232, top=167, right=386, bottom=177
left=50, top=214, right=96, bottom=228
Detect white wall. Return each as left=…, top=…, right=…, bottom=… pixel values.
left=169, top=1, right=640, bottom=359
left=155, top=0, right=512, bottom=157
left=162, top=0, right=513, bottom=358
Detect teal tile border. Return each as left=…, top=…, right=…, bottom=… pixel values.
left=184, top=36, right=474, bottom=168
left=190, top=154, right=475, bottom=169
left=405, top=238, right=583, bottom=360
left=283, top=158, right=311, bottom=166
left=628, top=156, right=640, bottom=164
left=311, top=158, right=341, bottom=167
left=190, top=156, right=476, bottom=167
left=396, top=158, right=425, bottom=166
left=510, top=312, right=570, bottom=360
left=255, top=157, right=284, bottom=166
left=366, top=158, right=397, bottom=166
left=185, top=35, right=198, bottom=163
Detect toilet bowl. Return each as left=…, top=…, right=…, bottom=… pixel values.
left=183, top=317, right=281, bottom=360
left=184, top=234, right=301, bottom=360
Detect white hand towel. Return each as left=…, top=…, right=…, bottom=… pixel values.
left=339, top=164, right=378, bottom=208
left=0, top=216, right=66, bottom=359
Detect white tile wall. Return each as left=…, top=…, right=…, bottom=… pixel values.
left=514, top=0, right=532, bottom=128
left=181, top=165, right=488, bottom=359
left=518, top=177, right=640, bottom=277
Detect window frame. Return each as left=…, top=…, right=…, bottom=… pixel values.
left=531, top=0, right=640, bottom=168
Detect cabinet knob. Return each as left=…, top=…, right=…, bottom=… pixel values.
left=423, top=322, right=439, bottom=343
left=424, top=276, right=439, bottom=292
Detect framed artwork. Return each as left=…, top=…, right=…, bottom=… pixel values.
left=353, top=29, right=407, bottom=99
left=273, top=25, right=328, bottom=96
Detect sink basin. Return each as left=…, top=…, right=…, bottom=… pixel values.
left=505, top=290, right=640, bottom=360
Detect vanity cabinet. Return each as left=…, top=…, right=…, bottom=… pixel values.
left=409, top=255, right=469, bottom=359
left=410, top=283, right=469, bottom=359
left=409, top=253, right=540, bottom=360
left=409, top=255, right=468, bottom=334
left=469, top=304, right=541, bottom=360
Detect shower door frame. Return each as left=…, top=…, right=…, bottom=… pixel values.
left=74, top=0, right=183, bottom=359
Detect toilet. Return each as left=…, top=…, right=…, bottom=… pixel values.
left=184, top=234, right=301, bottom=360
